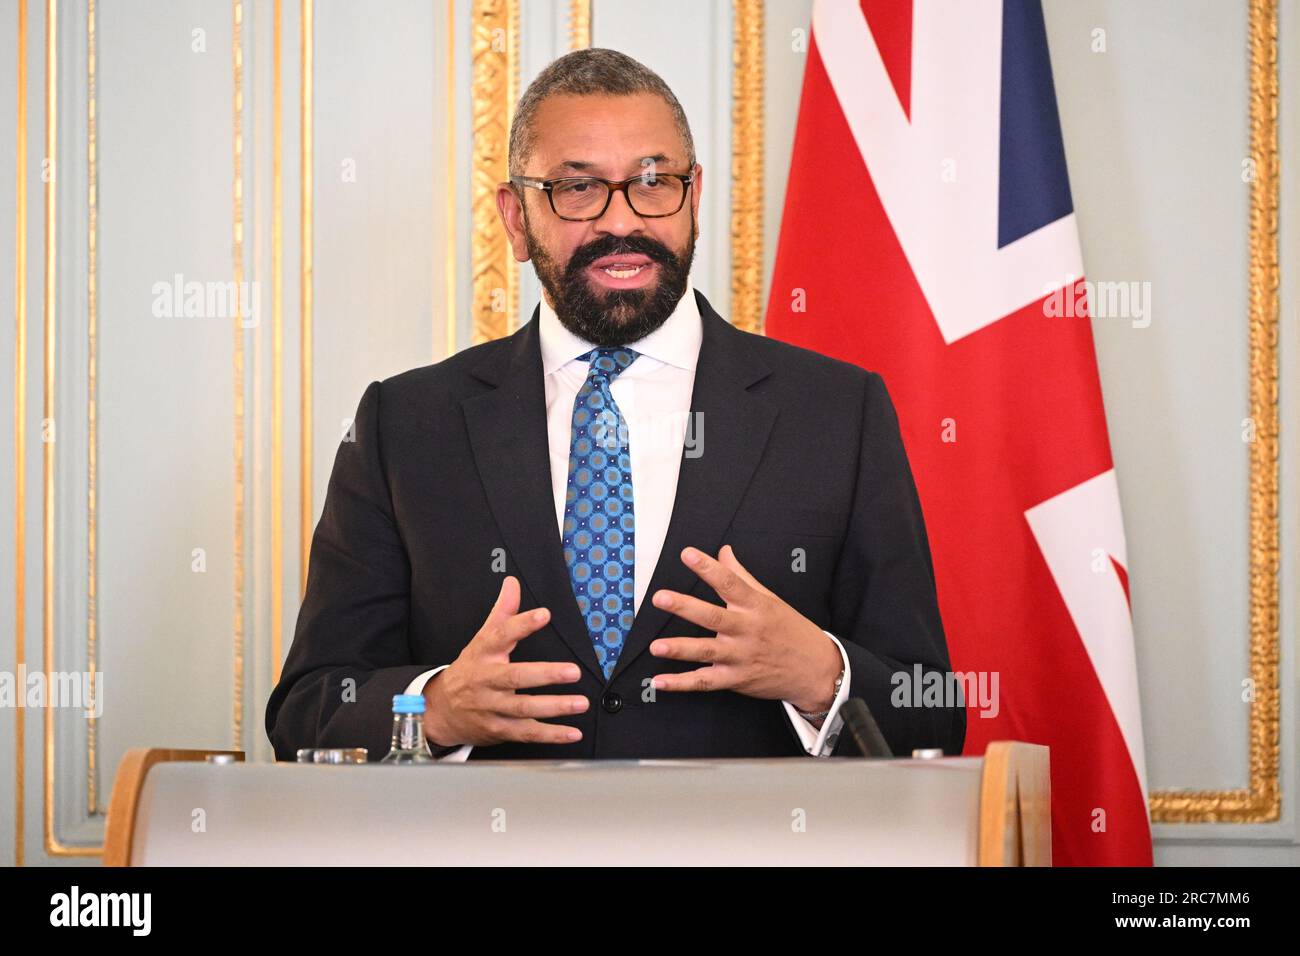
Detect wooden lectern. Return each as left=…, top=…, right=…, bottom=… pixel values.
left=105, top=741, right=1049, bottom=866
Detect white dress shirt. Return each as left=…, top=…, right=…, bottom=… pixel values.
left=405, top=281, right=850, bottom=759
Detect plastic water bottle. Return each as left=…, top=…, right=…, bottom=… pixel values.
left=381, top=694, right=435, bottom=764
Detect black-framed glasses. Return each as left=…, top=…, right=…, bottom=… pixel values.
left=510, top=171, right=695, bottom=222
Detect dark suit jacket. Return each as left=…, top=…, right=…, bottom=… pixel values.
left=266, top=289, right=965, bottom=761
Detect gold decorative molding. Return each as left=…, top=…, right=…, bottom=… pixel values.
left=568, top=0, right=591, bottom=51
left=470, top=0, right=518, bottom=343
left=730, top=0, right=763, bottom=333
left=1148, top=0, right=1280, bottom=824
left=508, top=0, right=519, bottom=135
left=13, top=0, right=28, bottom=868
left=444, top=0, right=458, bottom=357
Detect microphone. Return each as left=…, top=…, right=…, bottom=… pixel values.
left=840, top=698, right=894, bottom=758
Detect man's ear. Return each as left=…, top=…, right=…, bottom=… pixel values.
left=496, top=184, right=532, bottom=263
left=689, top=163, right=703, bottom=240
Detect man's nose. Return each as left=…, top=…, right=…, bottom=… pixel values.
left=593, top=187, right=646, bottom=236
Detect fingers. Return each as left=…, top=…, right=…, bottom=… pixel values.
left=649, top=636, right=732, bottom=665
left=480, top=576, right=552, bottom=652
left=493, top=661, right=582, bottom=690
left=489, top=718, right=584, bottom=746
left=651, top=589, right=743, bottom=634
left=719, top=544, right=775, bottom=598
left=456, top=581, right=588, bottom=746
left=478, top=670, right=587, bottom=744
left=487, top=575, right=522, bottom=625
left=680, top=547, right=754, bottom=606
left=488, top=688, right=589, bottom=719
left=495, top=605, right=552, bottom=648
left=648, top=663, right=732, bottom=694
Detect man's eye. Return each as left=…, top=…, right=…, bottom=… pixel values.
left=568, top=181, right=594, bottom=193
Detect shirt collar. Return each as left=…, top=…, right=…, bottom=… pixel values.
left=538, top=278, right=702, bottom=377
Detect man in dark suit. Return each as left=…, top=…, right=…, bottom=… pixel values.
left=266, top=48, right=964, bottom=762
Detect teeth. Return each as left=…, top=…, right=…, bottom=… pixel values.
left=601, top=265, right=644, bottom=279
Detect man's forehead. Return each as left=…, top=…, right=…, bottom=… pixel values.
left=529, top=93, right=686, bottom=173
left=545, top=153, right=677, bottom=177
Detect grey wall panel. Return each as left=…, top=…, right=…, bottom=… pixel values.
left=0, top=0, right=22, bottom=868
left=96, top=0, right=238, bottom=799
left=312, top=0, right=442, bottom=520
left=763, top=0, right=812, bottom=320
left=1048, top=0, right=1252, bottom=794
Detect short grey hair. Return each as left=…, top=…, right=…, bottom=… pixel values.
left=508, top=48, right=696, bottom=177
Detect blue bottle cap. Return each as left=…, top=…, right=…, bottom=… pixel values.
left=392, top=694, right=426, bottom=714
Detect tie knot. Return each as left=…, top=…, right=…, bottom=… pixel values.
left=583, top=346, right=639, bottom=384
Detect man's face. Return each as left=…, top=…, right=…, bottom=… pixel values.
left=497, top=92, right=702, bottom=347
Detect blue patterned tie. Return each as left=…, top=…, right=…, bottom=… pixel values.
left=562, top=346, right=639, bottom=680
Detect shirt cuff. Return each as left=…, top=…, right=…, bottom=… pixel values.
left=404, top=666, right=473, bottom=762
left=781, top=631, right=851, bottom=757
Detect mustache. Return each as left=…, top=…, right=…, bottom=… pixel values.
left=565, top=234, right=677, bottom=275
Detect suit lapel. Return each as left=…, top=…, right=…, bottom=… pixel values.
left=609, top=290, right=777, bottom=682
left=461, top=291, right=777, bottom=687
left=462, top=309, right=605, bottom=681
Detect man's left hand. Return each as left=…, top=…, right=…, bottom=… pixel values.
left=649, top=545, right=842, bottom=714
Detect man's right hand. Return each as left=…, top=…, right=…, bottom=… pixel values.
left=422, top=575, right=588, bottom=748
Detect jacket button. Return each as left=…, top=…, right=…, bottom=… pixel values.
left=601, top=692, right=623, bottom=714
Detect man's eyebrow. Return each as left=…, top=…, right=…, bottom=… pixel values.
left=546, top=154, right=678, bottom=176
left=549, top=159, right=595, bottom=174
